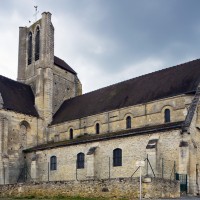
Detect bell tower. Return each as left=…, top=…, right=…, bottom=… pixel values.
left=17, top=12, right=54, bottom=124
left=17, top=12, right=82, bottom=125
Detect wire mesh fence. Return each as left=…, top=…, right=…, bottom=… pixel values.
left=9, top=155, right=200, bottom=195
left=16, top=155, right=178, bottom=183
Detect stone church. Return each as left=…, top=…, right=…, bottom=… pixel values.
left=0, top=12, right=200, bottom=195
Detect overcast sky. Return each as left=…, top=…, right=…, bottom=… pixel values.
left=0, top=0, right=200, bottom=93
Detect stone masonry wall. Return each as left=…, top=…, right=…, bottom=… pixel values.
left=52, top=65, right=78, bottom=114
left=0, top=109, right=43, bottom=184
left=17, top=12, right=82, bottom=123
left=49, top=94, right=190, bottom=142
left=186, top=106, right=200, bottom=194
left=26, top=129, right=181, bottom=182
left=0, top=178, right=180, bottom=199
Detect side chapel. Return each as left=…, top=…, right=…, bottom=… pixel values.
left=0, top=12, right=200, bottom=195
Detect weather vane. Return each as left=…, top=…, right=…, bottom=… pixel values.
left=33, top=6, right=39, bottom=22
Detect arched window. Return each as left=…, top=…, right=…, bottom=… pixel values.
left=77, top=153, right=84, bottom=169
left=50, top=156, right=57, bottom=171
left=126, top=116, right=131, bottom=129
left=19, top=121, right=30, bottom=150
left=28, top=32, right=32, bottom=65
left=113, top=148, right=122, bottom=167
left=164, top=109, right=170, bottom=123
left=70, top=128, right=73, bottom=140
left=20, top=125, right=27, bottom=147
left=96, top=123, right=100, bottom=134
left=35, top=27, right=40, bottom=61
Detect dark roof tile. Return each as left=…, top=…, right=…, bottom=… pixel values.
left=0, top=75, right=39, bottom=117
left=54, top=56, right=77, bottom=75
left=52, top=59, right=200, bottom=124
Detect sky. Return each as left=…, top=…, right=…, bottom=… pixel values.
left=0, top=0, right=200, bottom=93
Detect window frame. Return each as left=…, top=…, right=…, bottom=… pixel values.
left=113, top=148, right=122, bottom=167
left=69, top=128, right=73, bottom=140
left=35, top=27, right=40, bottom=61
left=28, top=32, right=32, bottom=65
left=50, top=156, right=57, bottom=171
left=96, top=123, right=100, bottom=134
left=164, top=109, right=171, bottom=123
left=77, top=153, right=85, bottom=169
left=126, top=116, right=131, bottom=129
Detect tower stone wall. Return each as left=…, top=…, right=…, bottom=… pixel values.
left=17, top=12, right=81, bottom=125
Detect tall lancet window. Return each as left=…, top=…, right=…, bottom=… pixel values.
left=35, top=27, right=40, bottom=61
left=126, top=116, right=131, bottom=129
left=28, top=32, right=32, bottom=65
left=164, top=109, right=170, bottom=123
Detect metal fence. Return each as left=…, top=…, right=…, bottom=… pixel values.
left=16, top=155, right=178, bottom=183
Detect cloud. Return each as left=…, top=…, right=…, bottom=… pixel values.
left=0, top=0, right=200, bottom=93
left=81, top=57, right=164, bottom=92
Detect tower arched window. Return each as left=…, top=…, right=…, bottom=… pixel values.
left=35, top=27, right=40, bottom=61
left=113, top=148, right=122, bottom=167
left=77, top=153, right=84, bottom=169
left=69, top=128, right=73, bottom=140
left=126, top=116, right=131, bottom=129
left=164, top=109, right=170, bottom=123
left=28, top=32, right=32, bottom=65
left=96, top=123, right=100, bottom=134
left=50, top=156, right=57, bottom=171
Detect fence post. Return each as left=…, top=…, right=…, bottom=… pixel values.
left=76, top=159, right=78, bottom=181
left=174, top=161, right=176, bottom=180
left=24, top=164, right=26, bottom=182
left=48, top=162, right=49, bottom=182
left=162, top=158, right=164, bottom=179
left=146, top=154, right=148, bottom=176
left=3, top=164, right=5, bottom=184
left=139, top=166, right=142, bottom=200
left=109, top=157, right=111, bottom=180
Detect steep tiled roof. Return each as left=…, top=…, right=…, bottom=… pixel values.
left=52, top=59, right=200, bottom=125
left=24, top=121, right=183, bottom=152
left=0, top=75, right=38, bottom=117
left=54, top=56, right=77, bottom=75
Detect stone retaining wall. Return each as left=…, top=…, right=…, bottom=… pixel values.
left=0, top=178, right=180, bottom=199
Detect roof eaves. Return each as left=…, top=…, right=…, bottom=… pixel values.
left=1, top=107, right=39, bottom=118
left=51, top=90, right=194, bottom=125
left=24, top=121, right=183, bottom=153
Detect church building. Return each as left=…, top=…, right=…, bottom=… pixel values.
left=0, top=12, right=200, bottom=195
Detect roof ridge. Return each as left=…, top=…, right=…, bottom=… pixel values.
left=62, top=58, right=200, bottom=103
left=54, top=55, right=77, bottom=74
left=54, top=55, right=64, bottom=62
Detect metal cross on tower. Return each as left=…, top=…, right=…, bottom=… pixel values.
left=33, top=6, right=39, bottom=22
